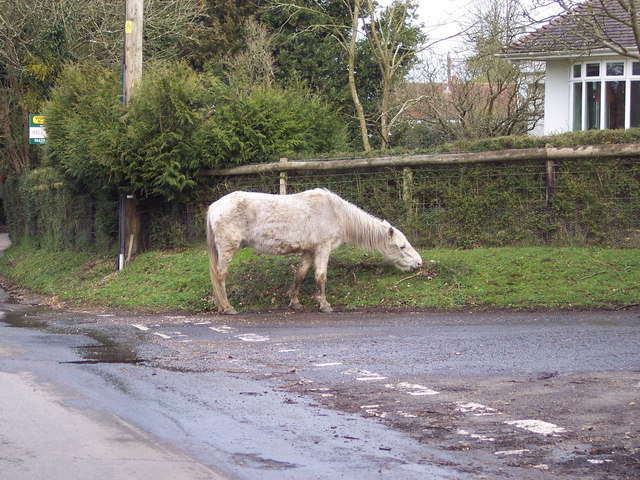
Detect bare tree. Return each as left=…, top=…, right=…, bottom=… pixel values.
left=349, top=0, right=372, bottom=150
left=224, top=18, right=277, bottom=90
left=269, top=0, right=425, bottom=150
left=362, top=0, right=426, bottom=148
left=269, top=0, right=371, bottom=149
left=411, top=0, right=544, bottom=140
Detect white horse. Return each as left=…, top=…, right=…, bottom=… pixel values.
left=206, top=188, right=422, bottom=314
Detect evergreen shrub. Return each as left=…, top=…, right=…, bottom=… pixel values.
left=1, top=167, right=116, bottom=250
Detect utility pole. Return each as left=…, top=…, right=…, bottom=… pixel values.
left=124, top=0, right=143, bottom=106
left=118, top=0, right=143, bottom=270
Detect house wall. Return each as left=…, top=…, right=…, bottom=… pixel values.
left=544, top=59, right=571, bottom=135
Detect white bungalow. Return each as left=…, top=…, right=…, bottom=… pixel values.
left=505, top=0, right=640, bottom=135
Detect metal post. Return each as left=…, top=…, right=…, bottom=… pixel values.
left=118, top=195, right=126, bottom=270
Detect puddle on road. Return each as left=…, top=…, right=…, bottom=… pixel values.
left=67, top=331, right=146, bottom=365
left=1, top=306, right=145, bottom=366
left=0, top=309, right=48, bottom=330
left=67, top=343, right=146, bottom=365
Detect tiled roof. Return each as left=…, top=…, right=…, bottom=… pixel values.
left=507, top=0, right=638, bottom=54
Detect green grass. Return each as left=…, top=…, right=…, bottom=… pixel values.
left=0, top=241, right=638, bottom=313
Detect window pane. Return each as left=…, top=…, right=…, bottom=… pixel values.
left=605, top=81, right=625, bottom=129
left=573, top=64, right=581, bottom=78
left=631, top=81, right=640, bottom=127
left=573, top=83, right=583, bottom=131
left=606, top=62, right=624, bottom=76
left=586, top=82, right=601, bottom=129
left=633, top=62, right=640, bottom=75
left=586, top=63, right=600, bottom=77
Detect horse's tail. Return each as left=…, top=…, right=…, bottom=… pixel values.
left=206, top=207, right=219, bottom=286
left=206, top=197, right=238, bottom=314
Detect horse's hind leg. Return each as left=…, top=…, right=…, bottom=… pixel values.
left=210, top=272, right=236, bottom=315
left=312, top=247, right=333, bottom=313
left=209, top=263, right=236, bottom=315
left=209, top=233, right=240, bottom=315
left=288, top=251, right=313, bottom=310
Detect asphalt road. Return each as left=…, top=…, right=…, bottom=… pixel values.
left=0, top=299, right=639, bottom=479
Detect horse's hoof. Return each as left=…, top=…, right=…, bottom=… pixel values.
left=290, top=302, right=303, bottom=311
left=220, top=307, right=238, bottom=315
left=320, top=305, right=333, bottom=313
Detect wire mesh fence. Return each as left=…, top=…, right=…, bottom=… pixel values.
left=7, top=155, right=636, bottom=250
left=177, top=157, right=639, bottom=249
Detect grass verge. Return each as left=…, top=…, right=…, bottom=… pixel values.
left=0, top=242, right=638, bottom=313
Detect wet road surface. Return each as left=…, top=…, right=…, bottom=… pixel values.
left=1, top=299, right=639, bottom=479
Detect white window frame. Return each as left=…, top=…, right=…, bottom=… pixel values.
left=570, top=59, right=640, bottom=131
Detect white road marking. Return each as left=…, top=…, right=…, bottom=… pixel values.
left=194, top=321, right=212, bottom=325
left=152, top=332, right=172, bottom=339
left=360, top=405, right=386, bottom=417
left=495, top=449, right=530, bottom=456
left=457, top=429, right=495, bottom=442
left=505, top=419, right=567, bottom=436
left=209, top=325, right=234, bottom=333
left=235, top=333, right=269, bottom=342
left=131, top=324, right=149, bottom=331
left=97, top=314, right=115, bottom=317
left=397, top=411, right=417, bottom=418
left=314, top=362, right=343, bottom=367
left=457, top=402, right=499, bottom=416
left=393, top=382, right=439, bottom=396
left=342, top=369, right=387, bottom=381
left=279, top=348, right=299, bottom=353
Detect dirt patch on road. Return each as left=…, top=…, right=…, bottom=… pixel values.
left=287, top=371, right=640, bottom=478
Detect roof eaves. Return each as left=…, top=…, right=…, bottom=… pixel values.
left=503, top=46, right=639, bottom=62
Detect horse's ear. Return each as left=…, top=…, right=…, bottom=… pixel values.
left=388, top=226, right=394, bottom=237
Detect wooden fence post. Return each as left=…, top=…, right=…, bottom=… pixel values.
left=402, top=167, right=413, bottom=214
left=280, top=157, right=288, bottom=195
left=545, top=159, right=556, bottom=212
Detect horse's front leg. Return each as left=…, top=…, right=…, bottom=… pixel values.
left=288, top=251, right=313, bottom=310
left=313, top=247, right=333, bottom=313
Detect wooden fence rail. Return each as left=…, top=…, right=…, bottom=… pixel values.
left=199, top=143, right=640, bottom=210
left=199, top=143, right=640, bottom=177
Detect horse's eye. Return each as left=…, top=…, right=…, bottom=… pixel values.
left=400, top=245, right=406, bottom=250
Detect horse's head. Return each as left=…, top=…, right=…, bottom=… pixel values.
left=378, top=223, right=422, bottom=272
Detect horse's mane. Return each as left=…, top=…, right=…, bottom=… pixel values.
left=322, top=189, right=389, bottom=250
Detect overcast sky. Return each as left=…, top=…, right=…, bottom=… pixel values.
left=414, top=0, right=470, bottom=53
left=377, top=0, right=555, bottom=56
left=377, top=0, right=471, bottom=54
